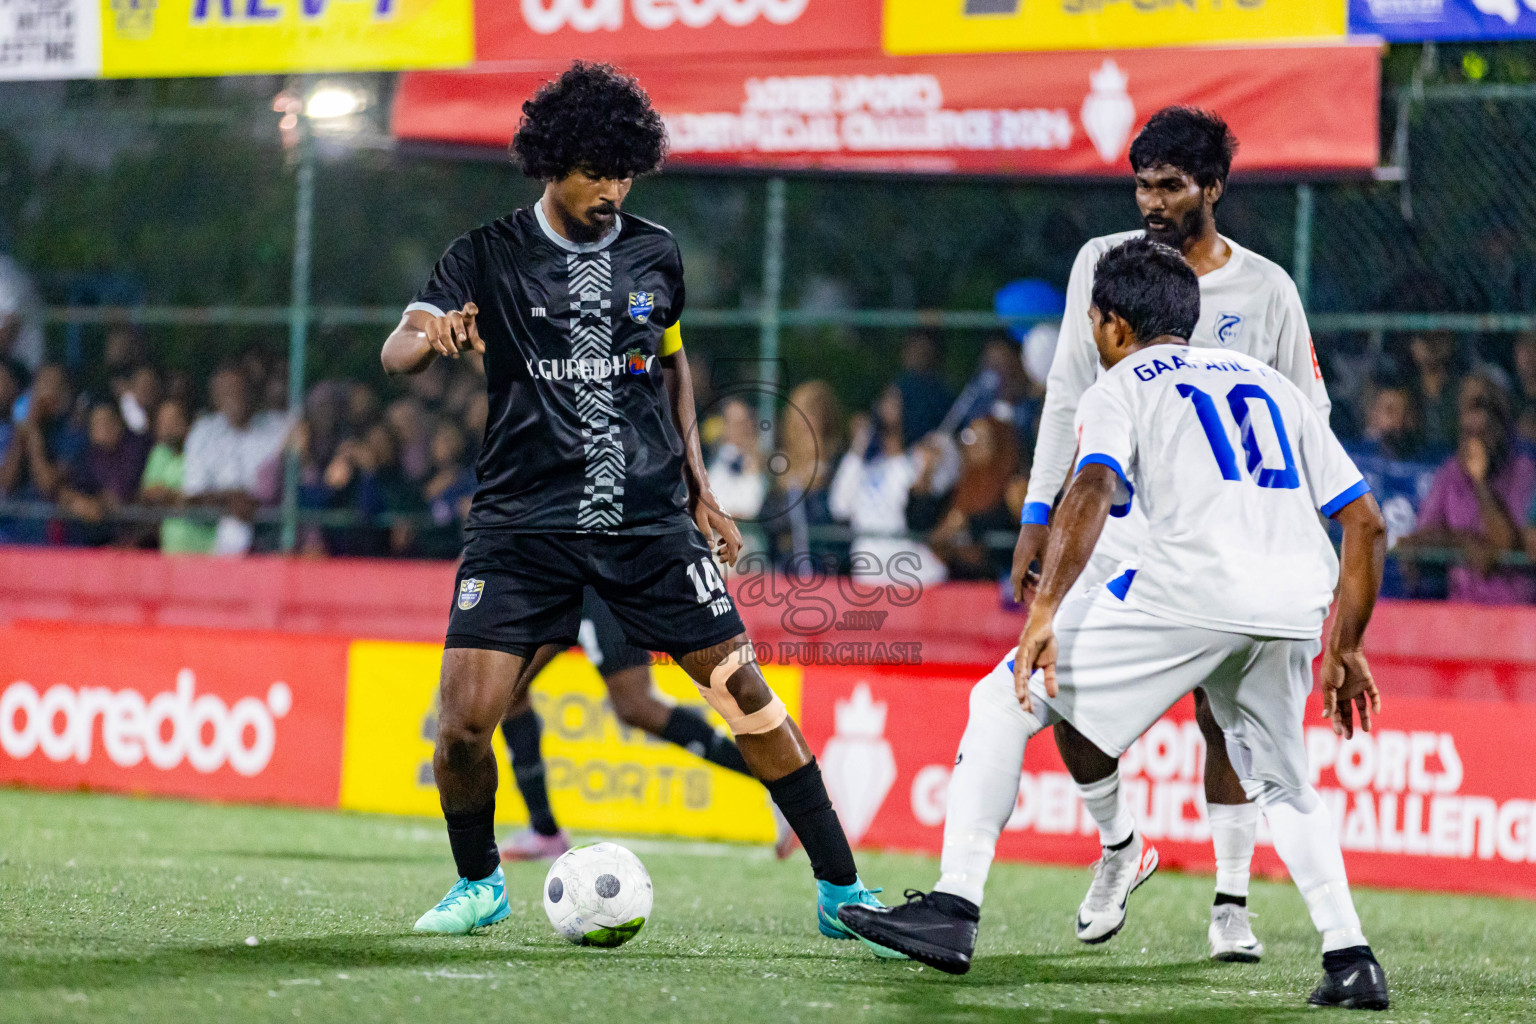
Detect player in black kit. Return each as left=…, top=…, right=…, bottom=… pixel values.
left=384, top=62, right=894, bottom=949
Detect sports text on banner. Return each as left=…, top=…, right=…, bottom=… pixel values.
left=882, top=0, right=1344, bottom=54
left=338, top=643, right=800, bottom=844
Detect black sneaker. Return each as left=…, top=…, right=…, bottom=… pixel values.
left=836, top=889, right=979, bottom=975
left=1308, top=946, right=1389, bottom=1010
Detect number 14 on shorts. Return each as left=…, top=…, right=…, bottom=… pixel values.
left=685, top=557, right=733, bottom=617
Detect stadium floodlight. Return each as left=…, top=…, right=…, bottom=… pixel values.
left=304, top=85, right=366, bottom=120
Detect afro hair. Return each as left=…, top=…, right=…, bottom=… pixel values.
left=511, top=62, right=668, bottom=182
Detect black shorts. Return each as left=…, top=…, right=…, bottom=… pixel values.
left=577, top=586, right=651, bottom=676
left=445, top=529, right=745, bottom=660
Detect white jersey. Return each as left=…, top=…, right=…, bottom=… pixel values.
left=1025, top=230, right=1329, bottom=567
left=1073, top=345, right=1367, bottom=640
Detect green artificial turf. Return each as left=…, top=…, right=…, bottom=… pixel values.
left=1, top=787, right=1532, bottom=1023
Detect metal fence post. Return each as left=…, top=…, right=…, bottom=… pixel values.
left=280, top=120, right=314, bottom=554
left=1294, top=181, right=1314, bottom=311
left=756, top=176, right=787, bottom=454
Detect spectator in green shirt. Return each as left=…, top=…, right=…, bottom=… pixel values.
left=138, top=399, right=215, bottom=554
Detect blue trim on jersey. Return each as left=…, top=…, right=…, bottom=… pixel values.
left=1006, top=656, right=1015, bottom=674
left=1076, top=453, right=1134, bottom=518
left=1321, top=478, right=1372, bottom=518
left=1021, top=501, right=1051, bottom=526
left=1106, top=569, right=1138, bottom=600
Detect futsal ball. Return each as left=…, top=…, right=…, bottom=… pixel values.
left=543, top=842, right=652, bottom=947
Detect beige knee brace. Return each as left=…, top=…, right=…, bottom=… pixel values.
left=696, top=643, right=787, bottom=736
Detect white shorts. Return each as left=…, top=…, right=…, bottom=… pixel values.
left=1062, top=547, right=1129, bottom=605
left=991, top=589, right=1320, bottom=791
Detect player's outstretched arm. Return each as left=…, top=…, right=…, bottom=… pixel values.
left=1323, top=492, right=1386, bottom=738
left=381, top=304, right=484, bottom=376
left=1014, top=463, right=1117, bottom=708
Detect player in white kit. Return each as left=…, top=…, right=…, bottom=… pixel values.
left=1026, top=108, right=1332, bottom=960
left=840, top=239, right=1390, bottom=1010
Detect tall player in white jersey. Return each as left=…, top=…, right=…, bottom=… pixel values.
left=1035, top=107, right=1330, bottom=960
left=840, top=240, right=1390, bottom=1010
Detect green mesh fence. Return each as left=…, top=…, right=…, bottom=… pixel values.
left=1310, top=84, right=1536, bottom=316
left=3, top=75, right=1534, bottom=402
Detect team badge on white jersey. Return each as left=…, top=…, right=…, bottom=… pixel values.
left=458, top=578, right=485, bottom=610
left=1214, top=312, right=1244, bottom=348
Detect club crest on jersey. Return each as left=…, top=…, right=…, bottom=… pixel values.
left=457, top=578, right=484, bottom=610
left=1214, top=312, right=1244, bottom=348
left=628, top=292, right=654, bottom=324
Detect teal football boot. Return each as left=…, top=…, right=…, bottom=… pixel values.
left=816, top=878, right=907, bottom=959
left=412, top=866, right=511, bottom=935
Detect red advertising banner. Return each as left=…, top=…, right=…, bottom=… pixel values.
left=0, top=623, right=349, bottom=807
left=395, top=45, right=1380, bottom=175
left=801, top=664, right=1536, bottom=900
left=474, top=0, right=881, bottom=63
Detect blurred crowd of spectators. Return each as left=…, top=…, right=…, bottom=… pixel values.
left=1339, top=330, right=1536, bottom=603
left=0, top=324, right=488, bottom=559
left=3, top=312, right=1536, bottom=604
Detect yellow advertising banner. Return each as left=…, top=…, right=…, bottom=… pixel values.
left=882, top=0, right=1344, bottom=54
left=339, top=642, right=801, bottom=844
left=98, top=0, right=473, bottom=78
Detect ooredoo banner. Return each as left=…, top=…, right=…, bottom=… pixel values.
left=0, top=622, right=348, bottom=806
left=338, top=642, right=799, bottom=844
left=475, top=0, right=881, bottom=63
left=6, top=608, right=1533, bottom=899
left=798, top=665, right=1536, bottom=900
left=394, top=46, right=1380, bottom=175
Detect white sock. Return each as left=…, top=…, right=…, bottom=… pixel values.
left=1075, top=770, right=1135, bottom=849
left=934, top=664, right=1046, bottom=907
left=1207, top=801, right=1258, bottom=898
left=1259, top=786, right=1367, bottom=953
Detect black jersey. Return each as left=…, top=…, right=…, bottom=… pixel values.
left=410, top=205, right=692, bottom=535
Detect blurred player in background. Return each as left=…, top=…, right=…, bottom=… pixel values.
left=937, top=107, right=1332, bottom=962
left=381, top=61, right=893, bottom=948
left=841, top=239, right=1390, bottom=1010
left=495, top=585, right=793, bottom=861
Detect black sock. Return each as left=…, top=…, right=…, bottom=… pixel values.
left=660, top=706, right=751, bottom=776
left=502, top=710, right=560, bottom=837
left=1323, top=945, right=1376, bottom=972
left=764, top=759, right=857, bottom=886
left=1106, top=832, right=1135, bottom=853
left=444, top=801, right=498, bottom=882
left=1213, top=892, right=1247, bottom=908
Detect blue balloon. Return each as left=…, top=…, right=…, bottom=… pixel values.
left=994, top=278, right=1066, bottom=342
